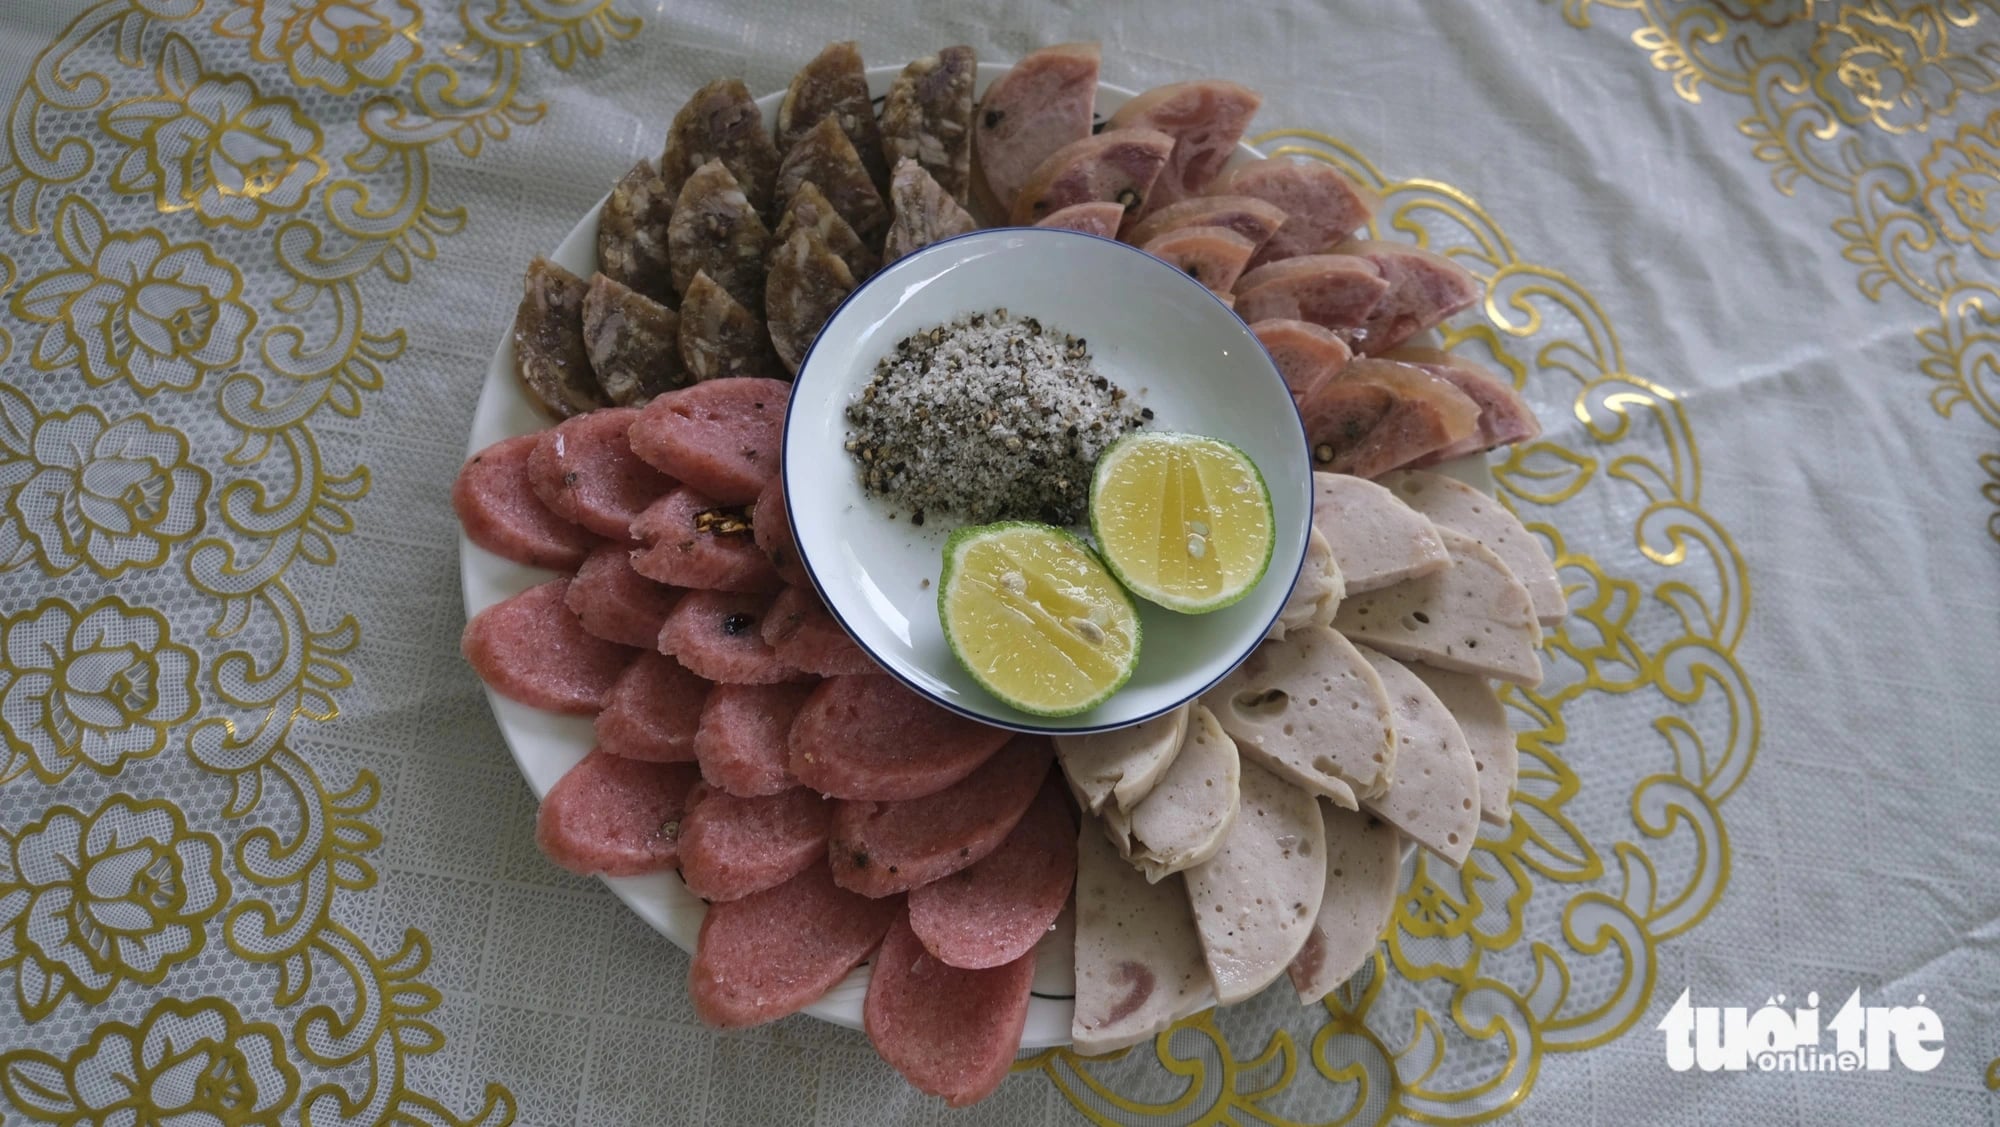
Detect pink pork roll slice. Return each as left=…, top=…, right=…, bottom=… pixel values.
left=1123, top=193, right=1287, bottom=251
left=1213, top=157, right=1380, bottom=269
left=452, top=433, right=598, bottom=571
left=1007, top=129, right=1175, bottom=227
left=865, top=912, right=1036, bottom=1108
left=535, top=749, right=702, bottom=876
left=1232, top=255, right=1391, bottom=339
left=1387, top=347, right=1543, bottom=465
left=1252, top=319, right=1353, bottom=399
left=1140, top=225, right=1256, bottom=294
left=1034, top=201, right=1126, bottom=238
left=695, top=681, right=816, bottom=796
left=1104, top=79, right=1262, bottom=216
left=789, top=674, right=1012, bottom=800
left=678, top=786, right=831, bottom=901
left=630, top=485, right=780, bottom=593
left=658, top=589, right=807, bottom=685
left=1301, top=359, right=1482, bottom=478
left=761, top=586, right=876, bottom=676
left=565, top=544, right=682, bottom=649
left=907, top=775, right=1076, bottom=969
left=526, top=406, right=673, bottom=541
left=751, top=475, right=809, bottom=587
left=828, top=736, right=1052, bottom=898
left=594, top=651, right=708, bottom=762
left=974, top=42, right=1101, bottom=212
left=1331, top=240, right=1483, bottom=356
left=462, top=579, right=633, bottom=714
left=688, top=863, right=904, bottom=1028
left=627, top=377, right=790, bottom=505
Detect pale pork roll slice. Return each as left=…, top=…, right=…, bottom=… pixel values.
left=1071, top=820, right=1213, bottom=1054
left=1100, top=704, right=1240, bottom=880
left=1379, top=469, right=1566, bottom=626
left=1334, top=528, right=1543, bottom=686
left=1312, top=472, right=1449, bottom=595
left=1351, top=645, right=1480, bottom=866
left=1183, top=759, right=1326, bottom=1005
left=1267, top=526, right=1343, bottom=641
left=1054, top=702, right=1190, bottom=815
left=1203, top=626, right=1394, bottom=809
left=1287, top=807, right=1402, bottom=1003
left=1407, top=664, right=1517, bottom=826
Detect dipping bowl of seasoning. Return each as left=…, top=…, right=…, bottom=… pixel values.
left=784, top=226, right=1312, bottom=733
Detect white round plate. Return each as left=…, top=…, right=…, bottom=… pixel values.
left=784, top=227, right=1310, bottom=733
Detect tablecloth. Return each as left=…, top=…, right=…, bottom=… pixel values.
left=0, top=0, right=1995, bottom=1123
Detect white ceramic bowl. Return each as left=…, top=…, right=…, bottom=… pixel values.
left=784, top=227, right=1311, bottom=733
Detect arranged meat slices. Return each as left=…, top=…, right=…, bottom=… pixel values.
left=1071, top=819, right=1212, bottom=1054
left=975, top=41, right=1101, bottom=212
left=528, top=406, right=671, bottom=540
left=865, top=912, right=1036, bottom=1107
left=594, top=651, right=707, bottom=763
left=761, top=585, right=876, bottom=676
left=1034, top=200, right=1127, bottom=237
left=668, top=159, right=773, bottom=309
left=462, top=579, right=632, bottom=714
left=695, top=682, right=814, bottom=797
left=1299, top=358, right=1481, bottom=478
left=1204, top=625, right=1394, bottom=808
left=1212, top=157, right=1379, bottom=269
left=1098, top=703, right=1241, bottom=880
left=1287, top=807, right=1401, bottom=1002
left=1380, top=469, right=1565, bottom=625
left=1406, top=665, right=1517, bottom=826
left=777, top=116, right=890, bottom=249
left=453, top=434, right=598, bottom=570
left=884, top=158, right=978, bottom=263
left=536, top=749, right=702, bottom=876
left=1388, top=347, right=1544, bottom=465
left=688, top=862, right=903, bottom=1027
left=629, top=485, right=780, bottom=593
left=1268, top=526, right=1342, bottom=641
left=1232, top=254, right=1390, bottom=335
left=778, top=41, right=891, bottom=191
left=1140, top=225, right=1256, bottom=293
left=752, top=475, right=810, bottom=587
left=582, top=273, right=686, bottom=406
left=1252, top=319, right=1353, bottom=399
left=828, top=737, right=1052, bottom=897
left=513, top=258, right=607, bottom=419
left=1332, top=240, right=1482, bottom=355
left=660, top=77, right=782, bottom=217
left=881, top=45, right=977, bottom=205
left=789, top=674, right=1012, bottom=800
left=659, top=589, right=806, bottom=685
left=1334, top=528, right=1544, bottom=686
left=677, top=271, right=784, bottom=382
left=1008, top=128, right=1175, bottom=226
left=597, top=160, right=676, bottom=304
left=1313, top=471, right=1450, bottom=594
left=627, top=377, right=789, bottom=504
left=1054, top=701, right=1189, bottom=815
left=771, top=180, right=879, bottom=286
left=1182, top=758, right=1325, bottom=1006
left=766, top=224, right=856, bottom=374
left=1352, top=645, right=1479, bottom=866
left=567, top=544, right=682, bottom=649
left=907, top=776, right=1075, bottom=969
left=1105, top=79, right=1262, bottom=216
left=1124, top=194, right=1287, bottom=252
left=678, top=786, right=832, bottom=901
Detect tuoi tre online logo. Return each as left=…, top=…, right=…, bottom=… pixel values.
left=1657, top=989, right=1943, bottom=1073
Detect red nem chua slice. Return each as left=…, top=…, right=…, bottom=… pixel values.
left=1387, top=347, right=1544, bottom=466
left=866, top=912, right=1036, bottom=1107
left=630, top=485, right=780, bottom=593
left=762, top=585, right=876, bottom=676
left=1252, top=319, right=1353, bottom=398
left=1334, top=528, right=1543, bottom=686
left=1353, top=644, right=1479, bottom=866
left=527, top=406, right=673, bottom=541
left=628, top=377, right=789, bottom=505
left=696, top=681, right=814, bottom=797
left=789, top=674, right=1012, bottom=800
left=1124, top=194, right=1287, bottom=251
left=1213, top=157, right=1380, bottom=269
left=677, top=270, right=784, bottom=383
left=908, top=776, right=1076, bottom=969
left=452, top=434, right=598, bottom=571
left=1034, top=200, right=1126, bottom=237
left=1141, top=225, right=1257, bottom=294
left=688, top=862, right=902, bottom=1027
left=660, top=77, right=782, bottom=217
left=1071, top=821, right=1212, bottom=1055
left=883, top=158, right=978, bottom=263
left=777, top=41, right=890, bottom=191
left=1300, top=358, right=1481, bottom=478
left=594, top=651, right=707, bottom=763
left=659, top=589, right=805, bottom=685
left=462, top=579, right=632, bottom=714
left=566, top=544, right=682, bottom=649
left=1105, top=79, right=1262, bottom=216
left=513, top=258, right=607, bottom=419
left=1331, top=240, right=1482, bottom=355
left=975, top=42, right=1101, bottom=211
left=828, top=736, right=1052, bottom=897
left=1287, top=806, right=1401, bottom=1002
left=1312, top=471, right=1450, bottom=594
left=752, top=474, right=810, bottom=587
left=1008, top=128, right=1175, bottom=226
left=535, top=749, right=702, bottom=876
left=678, top=786, right=831, bottom=901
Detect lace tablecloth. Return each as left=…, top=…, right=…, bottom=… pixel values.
left=1, top=1, right=1996, bottom=1123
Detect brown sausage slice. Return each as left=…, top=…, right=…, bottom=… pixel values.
left=975, top=42, right=1100, bottom=212
left=597, top=160, right=676, bottom=304
left=1105, top=79, right=1262, bottom=216
left=1252, top=319, right=1353, bottom=398
left=1332, top=240, right=1483, bottom=355
left=513, top=258, right=606, bottom=419
left=462, top=579, right=633, bottom=714
left=828, top=737, right=1052, bottom=898
left=777, top=41, right=890, bottom=191
left=452, top=434, right=598, bottom=571
left=1387, top=348, right=1543, bottom=465
left=667, top=159, right=772, bottom=309
left=536, top=749, right=702, bottom=876
left=678, top=786, right=832, bottom=902
left=789, top=674, right=1013, bottom=801
left=1139, top=225, right=1256, bottom=293
left=583, top=273, right=687, bottom=406
left=1008, top=128, right=1175, bottom=226
left=1034, top=201, right=1126, bottom=238
left=883, top=157, right=977, bottom=263
left=676, top=270, right=784, bottom=383
left=880, top=45, right=977, bottom=204
left=660, top=78, right=782, bottom=217
left=777, top=115, right=890, bottom=249
left=1300, top=358, right=1481, bottom=478
left=864, top=912, right=1036, bottom=1107
left=688, top=862, right=903, bottom=1027
left=766, top=225, right=856, bottom=375
left=1232, top=255, right=1391, bottom=336
left=1211, top=157, right=1379, bottom=268
left=1124, top=193, right=1287, bottom=251
left=770, top=179, right=879, bottom=285
left=907, top=776, right=1075, bottom=969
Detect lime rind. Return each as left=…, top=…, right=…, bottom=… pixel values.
left=1088, top=432, right=1275, bottom=615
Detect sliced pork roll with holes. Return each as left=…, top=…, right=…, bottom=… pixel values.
left=1406, top=664, right=1517, bottom=826
left=1053, top=702, right=1189, bottom=816
left=1379, top=469, right=1565, bottom=626
left=1072, top=821, right=1213, bottom=1054
left=1098, top=703, right=1241, bottom=881
left=1182, top=758, right=1326, bottom=1005
left=1203, top=625, right=1395, bottom=809
left=1311, top=471, right=1450, bottom=594
left=1352, top=644, right=1480, bottom=867
left=1334, top=528, right=1544, bottom=687
left=1287, top=807, right=1401, bottom=1003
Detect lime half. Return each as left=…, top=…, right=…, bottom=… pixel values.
left=939, top=522, right=1142, bottom=717
left=1089, top=432, right=1275, bottom=614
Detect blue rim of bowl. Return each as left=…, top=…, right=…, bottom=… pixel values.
left=781, top=224, right=1313, bottom=735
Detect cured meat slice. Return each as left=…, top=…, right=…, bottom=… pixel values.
left=1212, top=158, right=1379, bottom=268
left=788, top=674, right=1013, bottom=801
left=462, top=579, right=632, bottom=714
left=864, top=912, right=1035, bottom=1107
left=667, top=159, right=772, bottom=309
left=1124, top=194, right=1287, bottom=251
left=1053, top=702, right=1188, bottom=815
left=1251, top=319, right=1353, bottom=399
left=777, top=116, right=889, bottom=248
left=1353, top=645, right=1480, bottom=866
left=1034, top=200, right=1126, bottom=237
left=828, top=737, right=1052, bottom=898
left=880, top=46, right=977, bottom=204
left=566, top=544, right=682, bottom=649
left=594, top=651, right=707, bottom=763
left=660, top=77, right=782, bottom=217
left=1267, top=526, right=1342, bottom=641
left=1099, top=703, right=1241, bottom=880
left=1300, top=359, right=1481, bottom=478
left=1139, top=225, right=1256, bottom=293
left=975, top=42, right=1100, bottom=212
left=696, top=681, right=815, bottom=797
left=907, top=776, right=1075, bottom=969
left=1380, top=469, right=1565, bottom=625
left=1406, top=665, right=1517, bottom=826
left=771, top=179, right=879, bottom=285
left=1334, top=528, right=1543, bottom=686
left=629, top=485, right=779, bottom=593
left=627, top=376, right=789, bottom=504
left=527, top=406, right=672, bottom=541
left=676, top=270, right=785, bottom=383
left=513, top=257, right=606, bottom=419
left=1204, top=626, right=1394, bottom=808
left=776, top=41, right=890, bottom=191
left=678, top=786, right=832, bottom=901
left=1104, top=79, right=1262, bottom=216
left=688, top=863, right=902, bottom=1027
left=452, top=434, right=597, bottom=570
left=536, top=749, right=701, bottom=876
left=1287, top=807, right=1400, bottom=1002
left=583, top=273, right=687, bottom=406
left=883, top=158, right=977, bottom=263
left=766, top=225, right=856, bottom=374
left=597, top=160, right=676, bottom=305
left=1072, top=820, right=1211, bottom=1055
left=1183, top=758, right=1326, bottom=1005
left=761, top=585, right=875, bottom=676
left=1231, top=255, right=1390, bottom=338
left=1331, top=240, right=1482, bottom=355
left=1313, top=472, right=1450, bottom=594
left=1386, top=347, right=1544, bottom=465
left=658, top=588, right=806, bottom=685
left=752, top=474, right=810, bottom=587
left=1007, top=129, right=1175, bottom=226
